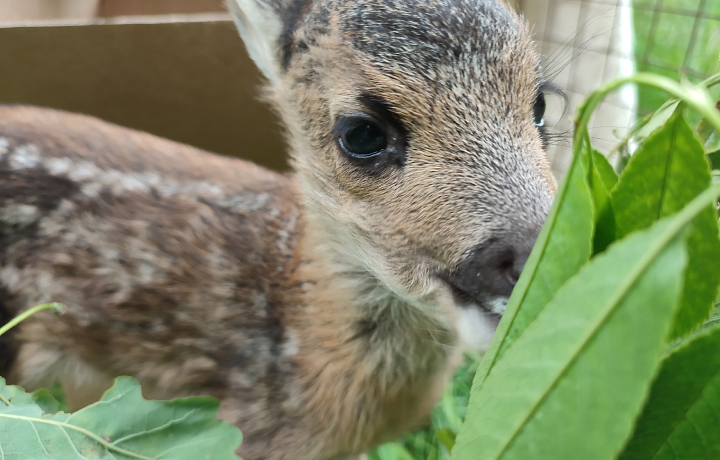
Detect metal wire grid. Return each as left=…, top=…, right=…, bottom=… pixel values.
left=635, top=0, right=720, bottom=81
left=517, top=0, right=637, bottom=174
left=517, top=0, right=718, bottom=175
left=532, top=0, right=635, bottom=108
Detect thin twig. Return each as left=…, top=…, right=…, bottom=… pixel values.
left=0, top=303, right=63, bottom=337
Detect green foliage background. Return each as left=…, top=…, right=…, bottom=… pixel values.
left=633, top=0, right=720, bottom=116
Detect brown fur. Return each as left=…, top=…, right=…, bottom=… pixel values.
left=1, top=0, right=556, bottom=459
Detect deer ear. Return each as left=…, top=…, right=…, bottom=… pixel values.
left=228, top=0, right=283, bottom=82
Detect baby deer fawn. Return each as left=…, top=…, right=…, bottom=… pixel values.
left=0, top=0, right=556, bottom=458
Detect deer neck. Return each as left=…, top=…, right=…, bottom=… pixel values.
left=284, top=195, right=462, bottom=455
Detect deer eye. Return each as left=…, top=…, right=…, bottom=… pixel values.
left=533, top=92, right=546, bottom=127
left=338, top=119, right=387, bottom=158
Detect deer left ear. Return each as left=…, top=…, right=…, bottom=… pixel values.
left=228, top=0, right=284, bottom=83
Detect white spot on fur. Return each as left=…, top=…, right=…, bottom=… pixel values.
left=138, top=262, right=156, bottom=284
left=0, top=204, right=40, bottom=226
left=10, top=144, right=40, bottom=169
left=58, top=199, right=77, bottom=212
left=282, top=329, right=299, bottom=357
left=81, top=182, right=103, bottom=198
left=44, top=157, right=74, bottom=175
left=456, top=308, right=499, bottom=353
left=0, top=264, right=22, bottom=291
left=36, top=271, right=58, bottom=301
left=216, top=193, right=269, bottom=212
left=0, top=137, right=9, bottom=156
left=40, top=156, right=227, bottom=200
left=67, top=162, right=100, bottom=181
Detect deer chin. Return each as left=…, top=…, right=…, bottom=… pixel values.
left=443, top=278, right=507, bottom=352
left=455, top=305, right=503, bottom=353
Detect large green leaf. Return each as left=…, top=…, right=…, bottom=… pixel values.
left=588, top=149, right=618, bottom=254
left=368, top=443, right=417, bottom=460
left=0, top=376, right=242, bottom=460
left=450, top=187, right=711, bottom=460
left=618, top=325, right=720, bottom=460
left=612, top=108, right=720, bottom=339
left=0, top=380, right=59, bottom=415
left=472, top=148, right=594, bottom=388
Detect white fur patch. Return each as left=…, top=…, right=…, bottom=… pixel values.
left=282, top=328, right=299, bottom=357
left=35, top=155, right=229, bottom=201
left=456, top=307, right=499, bottom=353
left=0, top=204, right=40, bottom=226
left=216, top=193, right=269, bottom=212
left=0, top=137, right=9, bottom=156
left=488, top=297, right=509, bottom=315
left=44, top=157, right=74, bottom=175
left=10, top=144, right=40, bottom=170
left=0, top=264, right=22, bottom=291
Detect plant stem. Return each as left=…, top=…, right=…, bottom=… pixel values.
left=608, top=72, right=720, bottom=156
left=0, top=303, right=63, bottom=337
left=575, top=73, right=720, bottom=163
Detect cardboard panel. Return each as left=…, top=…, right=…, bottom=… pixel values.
left=0, top=0, right=98, bottom=21
left=0, top=16, right=288, bottom=171
left=98, top=0, right=225, bottom=17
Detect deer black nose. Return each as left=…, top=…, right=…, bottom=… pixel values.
left=444, top=236, right=536, bottom=306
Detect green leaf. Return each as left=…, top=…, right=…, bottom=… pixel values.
left=451, top=188, right=709, bottom=460
left=618, top=324, right=720, bottom=460
left=370, top=443, right=417, bottom=460
left=472, top=148, right=594, bottom=388
left=588, top=149, right=618, bottom=253
left=29, top=389, right=61, bottom=415
left=0, top=376, right=243, bottom=460
left=708, top=150, right=720, bottom=170
left=699, top=123, right=720, bottom=154
left=612, top=108, right=720, bottom=339
left=591, top=149, right=619, bottom=190
left=435, top=428, right=456, bottom=452
left=698, top=98, right=720, bottom=153
left=638, top=101, right=681, bottom=141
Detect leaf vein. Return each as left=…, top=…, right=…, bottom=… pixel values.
left=0, top=413, right=153, bottom=460
left=30, top=421, right=50, bottom=457
left=113, top=407, right=202, bottom=445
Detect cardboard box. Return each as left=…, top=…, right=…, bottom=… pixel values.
left=0, top=0, right=226, bottom=21
left=0, top=0, right=98, bottom=21
left=0, top=13, right=289, bottom=171
left=98, top=0, right=225, bottom=17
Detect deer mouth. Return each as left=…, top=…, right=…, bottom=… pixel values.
left=440, top=275, right=506, bottom=318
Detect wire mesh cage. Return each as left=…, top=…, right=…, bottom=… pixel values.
left=515, top=0, right=719, bottom=175
left=633, top=0, right=720, bottom=115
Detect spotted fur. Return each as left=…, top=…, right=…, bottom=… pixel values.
left=1, top=0, right=555, bottom=458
